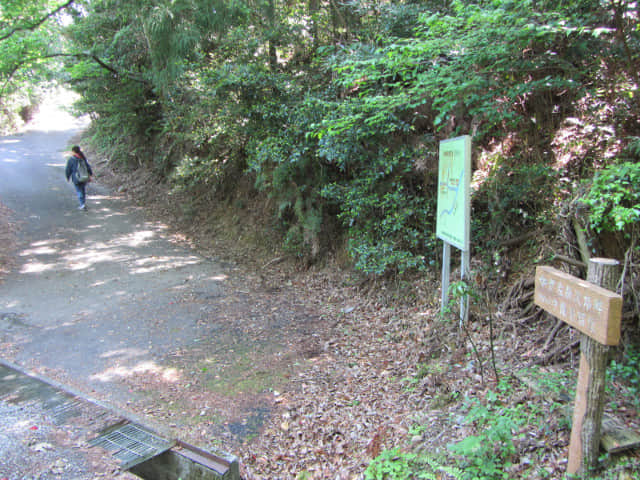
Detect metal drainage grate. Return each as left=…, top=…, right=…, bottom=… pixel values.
left=88, top=422, right=175, bottom=470
left=48, top=397, right=85, bottom=425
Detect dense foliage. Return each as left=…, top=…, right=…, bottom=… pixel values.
left=3, top=0, right=640, bottom=277
left=0, top=1, right=73, bottom=130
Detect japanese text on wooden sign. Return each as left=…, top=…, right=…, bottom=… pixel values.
left=534, top=266, right=622, bottom=346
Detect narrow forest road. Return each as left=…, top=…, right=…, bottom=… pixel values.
left=0, top=98, right=328, bottom=474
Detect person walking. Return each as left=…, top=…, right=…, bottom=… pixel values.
left=65, top=145, right=93, bottom=210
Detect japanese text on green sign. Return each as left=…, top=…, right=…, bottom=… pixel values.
left=436, top=135, right=471, bottom=251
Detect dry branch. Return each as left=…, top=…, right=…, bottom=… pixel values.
left=528, top=339, right=580, bottom=367
left=542, top=319, right=564, bottom=352
left=499, top=226, right=554, bottom=249
left=517, top=309, right=541, bottom=325
left=554, top=254, right=587, bottom=269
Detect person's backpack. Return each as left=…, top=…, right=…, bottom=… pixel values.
left=76, top=157, right=90, bottom=183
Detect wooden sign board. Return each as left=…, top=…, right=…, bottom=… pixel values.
left=534, top=266, right=622, bottom=346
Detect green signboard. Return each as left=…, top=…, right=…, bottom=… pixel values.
left=436, top=135, right=471, bottom=252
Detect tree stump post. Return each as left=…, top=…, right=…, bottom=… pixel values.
left=567, top=258, right=620, bottom=475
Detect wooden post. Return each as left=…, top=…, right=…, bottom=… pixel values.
left=567, top=258, right=620, bottom=475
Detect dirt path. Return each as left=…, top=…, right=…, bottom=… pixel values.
left=0, top=100, right=329, bottom=468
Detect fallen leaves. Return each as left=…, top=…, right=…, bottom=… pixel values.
left=366, top=426, right=388, bottom=459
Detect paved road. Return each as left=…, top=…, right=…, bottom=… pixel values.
left=0, top=117, right=226, bottom=394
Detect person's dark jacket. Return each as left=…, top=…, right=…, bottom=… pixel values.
left=65, top=154, right=93, bottom=185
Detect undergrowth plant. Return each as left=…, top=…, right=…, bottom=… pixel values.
left=608, top=345, right=640, bottom=411
left=446, top=391, right=538, bottom=480
left=366, top=383, right=558, bottom=480
left=522, top=365, right=577, bottom=401
left=364, top=448, right=464, bottom=480
left=472, top=162, right=557, bottom=275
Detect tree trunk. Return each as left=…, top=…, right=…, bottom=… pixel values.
left=309, top=0, right=319, bottom=50
left=267, top=0, right=278, bottom=71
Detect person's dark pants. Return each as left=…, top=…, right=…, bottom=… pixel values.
left=74, top=182, right=87, bottom=207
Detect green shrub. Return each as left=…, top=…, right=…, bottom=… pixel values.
left=247, top=93, right=331, bottom=260
left=313, top=94, right=436, bottom=274
left=473, top=162, right=556, bottom=240
left=322, top=173, right=435, bottom=275
left=581, top=161, right=640, bottom=236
